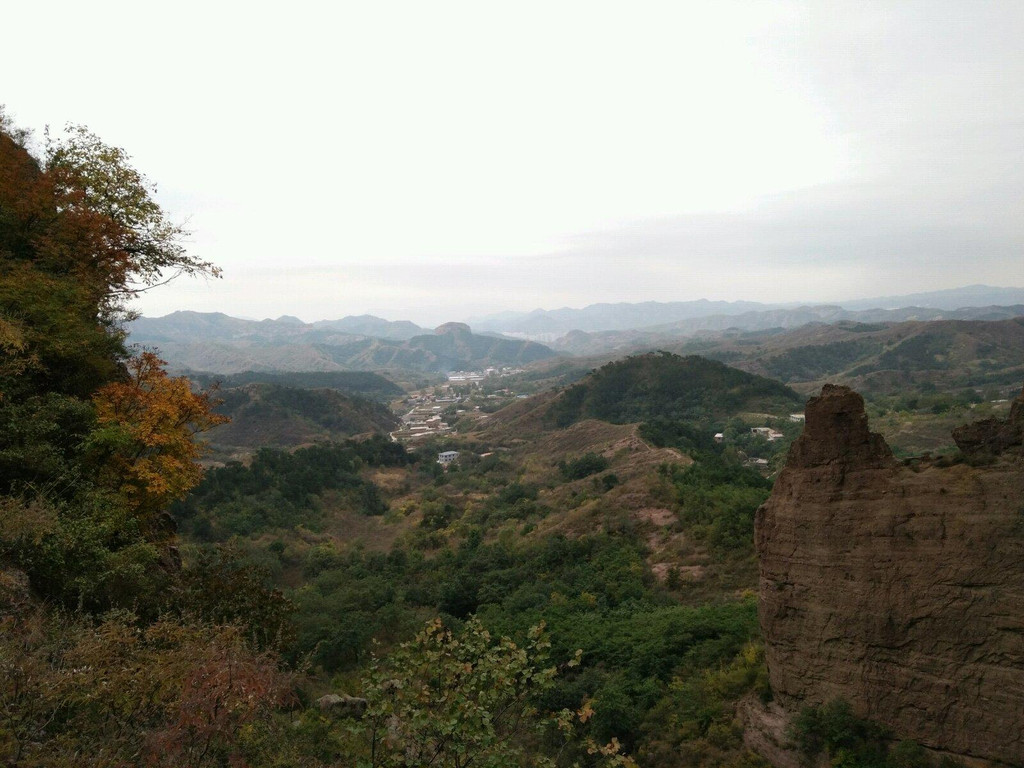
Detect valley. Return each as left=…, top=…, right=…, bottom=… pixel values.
left=2, top=93, right=1024, bottom=765
left=159, top=325, right=1024, bottom=766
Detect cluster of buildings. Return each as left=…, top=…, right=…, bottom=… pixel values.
left=713, top=426, right=785, bottom=444
left=390, top=393, right=462, bottom=443
left=446, top=366, right=524, bottom=383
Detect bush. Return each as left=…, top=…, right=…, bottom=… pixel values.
left=559, top=453, right=609, bottom=480
left=787, top=700, right=959, bottom=768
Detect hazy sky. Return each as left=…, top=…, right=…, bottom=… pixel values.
left=3, top=1, right=1022, bottom=325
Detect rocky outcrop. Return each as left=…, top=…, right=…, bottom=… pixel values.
left=755, top=385, right=1024, bottom=766
left=952, top=387, right=1024, bottom=456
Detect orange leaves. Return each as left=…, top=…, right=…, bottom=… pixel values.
left=91, top=351, right=227, bottom=516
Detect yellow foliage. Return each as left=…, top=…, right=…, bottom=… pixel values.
left=92, top=351, right=227, bottom=516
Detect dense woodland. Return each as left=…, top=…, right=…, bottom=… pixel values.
left=0, top=114, right=1000, bottom=767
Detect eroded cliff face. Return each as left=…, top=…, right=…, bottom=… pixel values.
left=756, top=384, right=1024, bottom=765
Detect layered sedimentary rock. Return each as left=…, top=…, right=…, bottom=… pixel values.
left=756, top=384, right=1024, bottom=765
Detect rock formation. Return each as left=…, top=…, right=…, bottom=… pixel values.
left=755, top=384, right=1024, bottom=766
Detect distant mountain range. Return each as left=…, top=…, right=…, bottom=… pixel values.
left=129, top=285, right=1024, bottom=374
left=130, top=311, right=427, bottom=344
left=469, top=285, right=1024, bottom=338
left=552, top=305, right=1024, bottom=355
left=837, top=285, right=1024, bottom=311
left=469, top=299, right=774, bottom=336
left=127, top=313, right=555, bottom=374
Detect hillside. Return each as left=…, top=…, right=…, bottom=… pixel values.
left=545, top=352, right=804, bottom=428
left=684, top=317, right=1024, bottom=396
left=203, top=383, right=400, bottom=455
left=169, top=346, right=793, bottom=764
left=188, top=370, right=404, bottom=400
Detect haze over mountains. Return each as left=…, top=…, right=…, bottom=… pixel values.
left=128, top=284, right=1024, bottom=374
left=128, top=315, right=555, bottom=374
left=469, top=284, right=1024, bottom=338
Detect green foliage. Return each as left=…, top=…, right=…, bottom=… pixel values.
left=667, top=454, right=771, bottom=558
left=639, top=642, right=770, bottom=765
left=547, top=352, right=802, bottom=429
left=639, top=418, right=717, bottom=452
left=190, top=369, right=404, bottom=399
left=791, top=699, right=886, bottom=762
left=172, top=544, right=296, bottom=651
left=790, top=700, right=963, bottom=768
left=0, top=492, right=170, bottom=614
left=345, top=618, right=599, bottom=768
left=760, top=339, right=884, bottom=382
left=175, top=441, right=400, bottom=540
left=559, top=453, right=610, bottom=480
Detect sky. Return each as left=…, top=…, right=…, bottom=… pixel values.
left=3, top=1, right=1022, bottom=326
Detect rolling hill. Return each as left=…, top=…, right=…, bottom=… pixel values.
left=203, top=382, right=400, bottom=454
left=188, top=370, right=404, bottom=400
left=546, top=352, right=804, bottom=428
left=675, top=317, right=1024, bottom=396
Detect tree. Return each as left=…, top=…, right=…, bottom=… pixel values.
left=42, top=123, right=220, bottom=321
left=0, top=111, right=224, bottom=610
left=89, top=351, right=228, bottom=520
left=0, top=611, right=294, bottom=767
left=1, top=112, right=221, bottom=401
left=344, top=617, right=636, bottom=768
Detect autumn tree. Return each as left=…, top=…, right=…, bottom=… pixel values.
left=43, top=124, right=220, bottom=322
left=89, top=351, right=228, bottom=519
left=0, top=109, right=223, bottom=610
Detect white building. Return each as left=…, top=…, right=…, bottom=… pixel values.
left=437, top=450, right=460, bottom=466
left=751, top=427, right=785, bottom=442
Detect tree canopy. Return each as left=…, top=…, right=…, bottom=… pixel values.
left=0, top=109, right=224, bottom=611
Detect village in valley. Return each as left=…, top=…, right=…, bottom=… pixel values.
left=391, top=359, right=807, bottom=474
left=389, top=367, right=527, bottom=445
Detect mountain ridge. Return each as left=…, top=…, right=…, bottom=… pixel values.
left=128, top=313, right=556, bottom=374
left=470, top=285, right=1024, bottom=337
